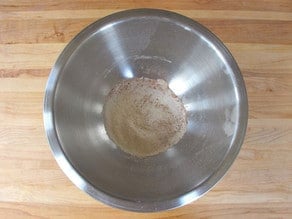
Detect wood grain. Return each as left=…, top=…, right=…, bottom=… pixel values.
left=1, top=0, right=291, bottom=12
left=1, top=10, right=292, bottom=21
left=0, top=0, right=291, bottom=218
left=1, top=19, right=292, bottom=44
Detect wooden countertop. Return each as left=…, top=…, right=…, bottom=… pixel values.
left=0, top=1, right=291, bottom=218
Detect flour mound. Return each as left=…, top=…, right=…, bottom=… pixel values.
left=103, top=77, right=187, bottom=157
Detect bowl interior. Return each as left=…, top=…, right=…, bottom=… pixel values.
left=46, top=9, right=247, bottom=211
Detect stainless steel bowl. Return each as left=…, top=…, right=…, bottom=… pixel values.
left=44, top=9, right=248, bottom=212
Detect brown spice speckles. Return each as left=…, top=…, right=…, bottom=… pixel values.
left=103, top=77, right=187, bottom=157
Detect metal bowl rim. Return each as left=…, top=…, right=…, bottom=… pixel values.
left=43, top=8, right=248, bottom=212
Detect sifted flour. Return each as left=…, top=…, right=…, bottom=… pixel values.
left=103, top=77, right=187, bottom=157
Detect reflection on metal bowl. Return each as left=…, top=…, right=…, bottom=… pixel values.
left=43, top=9, right=248, bottom=212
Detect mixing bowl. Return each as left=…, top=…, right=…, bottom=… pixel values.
left=43, top=9, right=248, bottom=212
